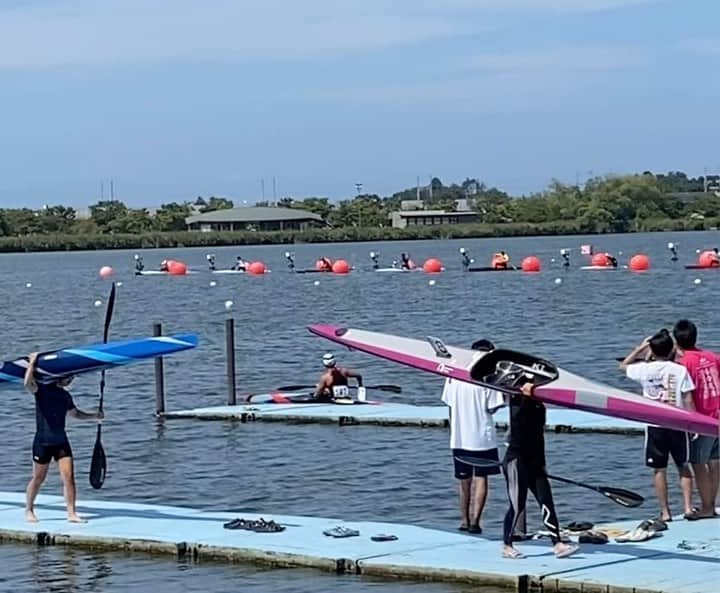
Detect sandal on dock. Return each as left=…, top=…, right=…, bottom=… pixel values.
left=554, top=544, right=579, bottom=559
left=223, top=517, right=285, bottom=532
left=371, top=534, right=398, bottom=542
left=323, top=526, right=360, bottom=538
left=502, top=548, right=525, bottom=559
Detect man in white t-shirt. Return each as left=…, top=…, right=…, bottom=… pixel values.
left=442, top=339, right=504, bottom=534
left=620, top=329, right=696, bottom=521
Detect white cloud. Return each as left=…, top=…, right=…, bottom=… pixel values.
left=466, top=46, right=646, bottom=72
left=0, top=0, right=662, bottom=69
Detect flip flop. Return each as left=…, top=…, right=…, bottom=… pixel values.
left=502, top=548, right=525, bottom=559
left=578, top=531, right=608, bottom=544
left=468, top=525, right=482, bottom=534
left=555, top=544, right=579, bottom=558
left=458, top=525, right=469, bottom=532
left=565, top=521, right=594, bottom=532
left=371, top=534, right=398, bottom=542
left=684, top=511, right=719, bottom=521
left=323, top=526, right=360, bottom=538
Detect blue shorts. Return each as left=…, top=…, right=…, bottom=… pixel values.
left=452, top=448, right=501, bottom=479
left=690, top=435, right=720, bottom=464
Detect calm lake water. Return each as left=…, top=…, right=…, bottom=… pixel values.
left=0, top=231, right=717, bottom=593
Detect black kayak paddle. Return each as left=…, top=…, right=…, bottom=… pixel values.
left=274, top=383, right=402, bottom=394
left=89, top=282, right=116, bottom=490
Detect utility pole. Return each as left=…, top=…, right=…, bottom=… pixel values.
left=428, top=175, right=433, bottom=200
left=273, top=177, right=277, bottom=201
left=100, top=181, right=104, bottom=201
left=261, top=178, right=265, bottom=200
left=110, top=179, right=114, bottom=201
left=416, top=176, right=420, bottom=200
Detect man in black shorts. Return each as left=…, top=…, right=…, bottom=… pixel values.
left=24, top=352, right=104, bottom=523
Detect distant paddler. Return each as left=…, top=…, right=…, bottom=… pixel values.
left=400, top=253, right=416, bottom=270
left=317, top=257, right=333, bottom=272
left=459, top=247, right=473, bottom=270
left=560, top=249, right=570, bottom=268
left=233, top=256, right=247, bottom=272
left=314, top=353, right=364, bottom=401
left=133, top=254, right=145, bottom=274
left=369, top=251, right=380, bottom=270
left=491, top=251, right=510, bottom=270
left=159, top=259, right=170, bottom=272
left=602, top=252, right=618, bottom=268
left=667, top=242, right=678, bottom=262
left=712, top=248, right=720, bottom=266
left=285, top=251, right=296, bottom=271
left=206, top=253, right=216, bottom=271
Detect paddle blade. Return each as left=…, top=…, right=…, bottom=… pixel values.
left=599, top=486, right=644, bottom=508
left=89, top=425, right=106, bottom=490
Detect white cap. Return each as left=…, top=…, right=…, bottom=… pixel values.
left=322, top=353, right=336, bottom=367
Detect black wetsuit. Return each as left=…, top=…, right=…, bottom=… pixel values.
left=502, top=393, right=561, bottom=545
left=32, top=385, right=76, bottom=464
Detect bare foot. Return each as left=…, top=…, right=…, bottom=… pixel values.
left=67, top=513, right=87, bottom=524
left=25, top=509, right=39, bottom=523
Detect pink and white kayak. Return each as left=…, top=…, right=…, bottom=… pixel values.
left=307, top=324, right=719, bottom=437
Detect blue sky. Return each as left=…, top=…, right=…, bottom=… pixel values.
left=0, top=0, right=718, bottom=207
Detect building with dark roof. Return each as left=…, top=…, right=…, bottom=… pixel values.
left=185, top=207, right=324, bottom=232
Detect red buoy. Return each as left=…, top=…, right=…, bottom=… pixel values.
left=423, top=258, right=443, bottom=273
left=248, top=261, right=267, bottom=275
left=629, top=254, right=650, bottom=271
left=521, top=256, right=541, bottom=272
left=591, top=253, right=609, bottom=267
left=698, top=250, right=718, bottom=268
left=99, top=266, right=114, bottom=279
left=168, top=260, right=188, bottom=275
left=332, top=259, right=350, bottom=274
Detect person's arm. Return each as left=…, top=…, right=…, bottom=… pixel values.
left=341, top=368, right=363, bottom=387
left=619, top=339, right=650, bottom=369
left=68, top=407, right=104, bottom=420
left=681, top=390, right=696, bottom=412
left=485, top=389, right=508, bottom=414
left=24, top=353, right=39, bottom=395
left=313, top=375, right=329, bottom=398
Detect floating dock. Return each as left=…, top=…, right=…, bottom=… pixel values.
left=0, top=491, right=717, bottom=593
left=165, top=402, right=644, bottom=434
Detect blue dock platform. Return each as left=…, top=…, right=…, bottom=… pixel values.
left=165, top=402, right=645, bottom=434
left=0, top=491, right=717, bottom=592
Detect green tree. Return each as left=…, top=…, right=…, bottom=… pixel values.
left=155, top=202, right=192, bottom=231
left=201, top=196, right=234, bottom=212
left=90, top=200, right=128, bottom=229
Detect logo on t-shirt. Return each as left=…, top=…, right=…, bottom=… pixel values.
left=644, top=373, right=677, bottom=404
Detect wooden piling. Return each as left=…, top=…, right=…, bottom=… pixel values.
left=226, top=317, right=236, bottom=405
left=153, top=323, right=166, bottom=415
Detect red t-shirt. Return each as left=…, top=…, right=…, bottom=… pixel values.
left=677, top=349, right=720, bottom=418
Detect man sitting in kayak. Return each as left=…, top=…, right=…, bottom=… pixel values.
left=491, top=251, right=510, bottom=269
left=400, top=253, right=415, bottom=270
left=160, top=259, right=169, bottom=272
left=134, top=254, right=144, bottom=274
left=233, top=256, right=247, bottom=272
left=604, top=253, right=618, bottom=267
left=318, top=257, right=333, bottom=272
left=206, top=254, right=216, bottom=271
left=314, top=353, right=363, bottom=401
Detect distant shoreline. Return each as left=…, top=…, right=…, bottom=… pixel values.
left=0, top=219, right=716, bottom=253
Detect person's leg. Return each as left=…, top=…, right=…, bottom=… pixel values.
left=528, top=470, right=577, bottom=557
left=679, top=464, right=694, bottom=516
left=653, top=469, right=671, bottom=520
left=458, top=478, right=471, bottom=529
left=690, top=436, right=719, bottom=517
left=57, top=454, right=85, bottom=523
left=470, top=475, right=488, bottom=531
left=25, top=461, right=49, bottom=522
left=670, top=430, right=694, bottom=516
left=502, top=458, right=528, bottom=557
left=710, top=459, right=720, bottom=508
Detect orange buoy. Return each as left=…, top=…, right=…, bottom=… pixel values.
left=423, top=258, right=443, bottom=273
left=247, top=261, right=267, bottom=275
left=99, top=266, right=114, bottom=279
left=629, top=254, right=650, bottom=271
left=698, top=250, right=718, bottom=268
left=521, top=256, right=541, bottom=272
left=168, top=260, right=188, bottom=275
left=591, top=253, right=609, bottom=267
left=332, top=259, right=350, bottom=274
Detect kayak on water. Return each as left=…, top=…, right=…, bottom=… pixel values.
left=285, top=251, right=340, bottom=273
left=370, top=251, right=419, bottom=273
left=206, top=253, right=248, bottom=274
left=579, top=265, right=626, bottom=270
left=245, top=391, right=377, bottom=405
left=306, top=324, right=719, bottom=437
left=0, top=334, right=198, bottom=388
left=684, top=265, right=720, bottom=270
left=134, top=254, right=195, bottom=275
left=460, top=247, right=518, bottom=272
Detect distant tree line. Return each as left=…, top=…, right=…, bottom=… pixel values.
left=0, top=171, right=718, bottom=243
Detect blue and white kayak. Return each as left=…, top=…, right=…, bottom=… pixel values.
left=0, top=334, right=198, bottom=388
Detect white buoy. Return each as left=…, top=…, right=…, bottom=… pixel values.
left=224, top=300, right=233, bottom=310
left=25, top=282, right=32, bottom=288
left=618, top=251, right=623, bottom=255
left=94, top=299, right=103, bottom=307
left=696, top=249, right=701, bottom=254
left=694, top=278, right=702, bottom=285
left=116, top=281, right=123, bottom=287
left=313, top=280, right=320, bottom=286
left=554, top=278, right=562, bottom=285
left=429, top=279, right=436, bottom=286
left=550, top=258, right=556, bottom=263
left=209, top=281, right=217, bottom=287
